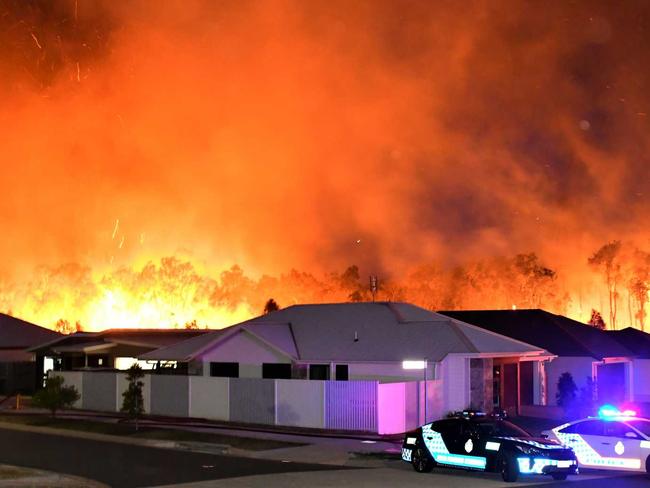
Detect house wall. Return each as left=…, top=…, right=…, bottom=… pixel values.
left=469, top=358, right=493, bottom=412
left=199, top=331, right=291, bottom=378
left=348, top=362, right=436, bottom=382
left=275, top=379, right=324, bottom=428
left=189, top=376, right=229, bottom=420
left=441, top=355, right=469, bottom=414
left=632, top=359, right=650, bottom=403
left=545, top=356, right=594, bottom=406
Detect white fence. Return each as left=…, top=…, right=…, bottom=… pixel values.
left=56, top=371, right=443, bottom=434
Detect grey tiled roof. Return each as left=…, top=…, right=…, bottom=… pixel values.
left=141, top=302, right=547, bottom=362
left=439, top=309, right=635, bottom=360
left=0, top=313, right=61, bottom=349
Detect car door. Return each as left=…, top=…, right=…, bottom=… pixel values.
left=557, top=419, right=606, bottom=467
left=601, top=421, right=644, bottom=469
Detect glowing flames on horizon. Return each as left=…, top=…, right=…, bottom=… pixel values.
left=2, top=2, right=650, bottom=333
left=0, top=244, right=647, bottom=333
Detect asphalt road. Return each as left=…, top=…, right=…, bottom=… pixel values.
left=0, top=428, right=350, bottom=488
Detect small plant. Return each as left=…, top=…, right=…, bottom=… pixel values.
left=556, top=372, right=577, bottom=413
left=32, top=375, right=80, bottom=417
left=121, top=364, right=145, bottom=430
left=576, top=376, right=596, bottom=417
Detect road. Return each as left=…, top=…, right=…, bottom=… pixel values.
left=0, top=428, right=348, bottom=488
left=165, top=461, right=648, bottom=488
left=0, top=426, right=647, bottom=488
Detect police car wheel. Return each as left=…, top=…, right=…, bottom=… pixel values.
left=552, top=473, right=568, bottom=481
left=411, top=447, right=434, bottom=473
left=500, top=455, right=519, bottom=483
left=646, top=455, right=650, bottom=476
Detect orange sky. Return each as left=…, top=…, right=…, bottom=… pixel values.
left=1, top=1, right=650, bottom=330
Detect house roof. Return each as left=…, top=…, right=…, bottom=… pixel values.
left=0, top=313, right=61, bottom=349
left=438, top=309, right=634, bottom=360
left=606, top=327, right=650, bottom=359
left=140, top=302, right=549, bottom=363
left=29, top=328, right=210, bottom=355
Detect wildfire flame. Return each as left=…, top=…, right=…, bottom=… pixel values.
left=1, top=2, right=649, bottom=332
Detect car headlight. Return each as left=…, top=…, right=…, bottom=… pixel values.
left=515, top=444, right=543, bottom=456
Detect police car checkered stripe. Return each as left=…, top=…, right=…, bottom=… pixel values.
left=421, top=424, right=487, bottom=470
left=494, top=437, right=565, bottom=449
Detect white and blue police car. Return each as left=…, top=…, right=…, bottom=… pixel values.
left=402, top=411, right=578, bottom=482
left=543, top=405, right=650, bottom=474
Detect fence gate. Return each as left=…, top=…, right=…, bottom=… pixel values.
left=325, top=380, right=377, bottom=432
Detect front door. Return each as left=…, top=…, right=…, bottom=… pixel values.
left=597, top=363, right=626, bottom=404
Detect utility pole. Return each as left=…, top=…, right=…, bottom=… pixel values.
left=369, top=275, right=378, bottom=302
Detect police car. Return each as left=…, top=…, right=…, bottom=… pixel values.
left=402, top=411, right=578, bottom=482
left=543, top=405, right=650, bottom=474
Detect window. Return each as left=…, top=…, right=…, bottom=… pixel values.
left=432, top=419, right=463, bottom=437
left=309, top=364, right=330, bottom=380
left=561, top=420, right=605, bottom=436
left=335, top=364, right=349, bottom=381
left=210, top=362, right=239, bottom=378
left=605, top=421, right=641, bottom=439
left=262, top=363, right=292, bottom=379
left=626, top=419, right=650, bottom=437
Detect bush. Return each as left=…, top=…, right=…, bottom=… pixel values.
left=556, top=372, right=577, bottom=411
left=121, top=364, right=145, bottom=430
left=32, top=375, right=80, bottom=417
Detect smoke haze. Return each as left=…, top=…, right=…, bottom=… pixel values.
left=1, top=0, right=650, bottom=329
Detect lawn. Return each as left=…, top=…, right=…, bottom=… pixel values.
left=0, top=414, right=304, bottom=451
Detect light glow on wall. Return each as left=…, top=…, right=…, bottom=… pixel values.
left=402, top=360, right=426, bottom=370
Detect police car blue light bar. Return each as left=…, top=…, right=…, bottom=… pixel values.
left=598, top=404, right=637, bottom=419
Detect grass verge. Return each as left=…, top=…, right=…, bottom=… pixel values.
left=0, top=414, right=304, bottom=451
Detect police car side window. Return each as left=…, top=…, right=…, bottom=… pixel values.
left=434, top=420, right=462, bottom=436
left=605, top=422, right=641, bottom=439
left=560, top=420, right=604, bottom=436
left=575, top=420, right=605, bottom=436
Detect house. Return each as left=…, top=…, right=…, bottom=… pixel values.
left=140, top=302, right=552, bottom=417
left=606, top=327, right=650, bottom=404
left=439, top=309, right=636, bottom=411
left=29, top=328, right=210, bottom=373
left=0, top=313, right=61, bottom=394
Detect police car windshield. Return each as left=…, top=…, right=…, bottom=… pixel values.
left=473, top=420, right=530, bottom=438
left=626, top=419, right=650, bottom=437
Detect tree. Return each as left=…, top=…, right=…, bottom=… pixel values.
left=121, top=364, right=145, bottom=430
left=556, top=372, right=578, bottom=412
left=32, top=375, right=79, bottom=417
left=587, top=309, right=606, bottom=330
left=263, top=298, right=279, bottom=314
left=54, top=319, right=76, bottom=335
left=513, top=253, right=556, bottom=308
left=589, top=241, right=622, bottom=329
left=576, top=376, right=596, bottom=417
left=627, top=248, right=650, bottom=331
left=184, top=319, right=198, bottom=330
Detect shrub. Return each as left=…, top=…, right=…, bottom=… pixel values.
left=32, top=375, right=80, bottom=417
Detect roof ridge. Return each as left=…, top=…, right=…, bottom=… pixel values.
left=447, top=319, right=479, bottom=353
left=547, top=312, right=628, bottom=359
